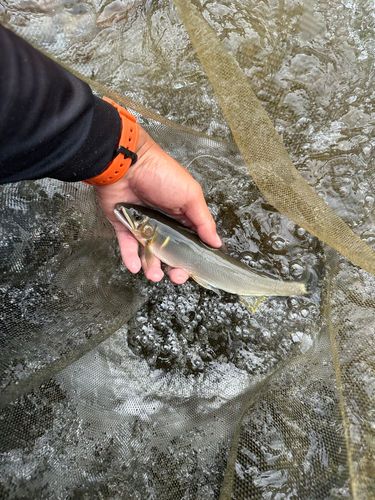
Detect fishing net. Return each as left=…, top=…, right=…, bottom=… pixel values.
left=1, top=0, right=375, bottom=498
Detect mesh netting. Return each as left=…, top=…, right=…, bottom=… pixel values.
left=1, top=0, right=375, bottom=499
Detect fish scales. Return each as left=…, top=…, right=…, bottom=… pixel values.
left=114, top=203, right=306, bottom=297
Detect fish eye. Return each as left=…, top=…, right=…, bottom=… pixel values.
left=133, top=213, right=142, bottom=222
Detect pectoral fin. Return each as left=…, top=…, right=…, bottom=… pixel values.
left=144, top=242, right=155, bottom=269
left=191, top=275, right=220, bottom=295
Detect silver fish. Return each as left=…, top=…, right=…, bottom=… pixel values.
left=114, top=203, right=306, bottom=297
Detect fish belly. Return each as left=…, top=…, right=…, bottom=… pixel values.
left=152, top=230, right=305, bottom=297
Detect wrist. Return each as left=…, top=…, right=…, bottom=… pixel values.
left=135, top=124, right=154, bottom=156
left=83, top=97, right=139, bottom=186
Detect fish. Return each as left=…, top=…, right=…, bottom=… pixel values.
left=114, top=203, right=306, bottom=297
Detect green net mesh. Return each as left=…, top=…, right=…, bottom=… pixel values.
left=1, top=0, right=375, bottom=498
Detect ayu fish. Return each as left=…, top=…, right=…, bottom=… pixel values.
left=114, top=203, right=306, bottom=297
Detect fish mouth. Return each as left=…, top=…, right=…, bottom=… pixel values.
left=114, top=206, right=135, bottom=231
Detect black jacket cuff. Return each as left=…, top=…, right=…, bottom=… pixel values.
left=48, top=96, right=122, bottom=183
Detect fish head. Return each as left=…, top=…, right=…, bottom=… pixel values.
left=114, top=203, right=157, bottom=244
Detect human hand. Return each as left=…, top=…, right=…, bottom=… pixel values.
left=95, top=125, right=221, bottom=284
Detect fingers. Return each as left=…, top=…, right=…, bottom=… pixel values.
left=140, top=255, right=190, bottom=284
left=116, top=228, right=189, bottom=284
left=166, top=266, right=190, bottom=284
left=96, top=126, right=220, bottom=285
left=116, top=230, right=142, bottom=273
left=117, top=228, right=165, bottom=282
left=140, top=252, right=164, bottom=282
left=197, top=215, right=222, bottom=248
left=184, top=189, right=222, bottom=248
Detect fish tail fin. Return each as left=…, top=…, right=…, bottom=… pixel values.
left=297, top=282, right=307, bottom=295
left=303, top=270, right=320, bottom=296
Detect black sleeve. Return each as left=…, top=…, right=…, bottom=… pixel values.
left=0, top=24, right=122, bottom=184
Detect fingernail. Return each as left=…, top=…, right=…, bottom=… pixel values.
left=172, top=271, right=187, bottom=284
left=149, top=269, right=163, bottom=282
left=127, top=260, right=140, bottom=273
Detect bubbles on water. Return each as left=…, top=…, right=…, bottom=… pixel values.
left=290, top=261, right=305, bottom=279
left=5, top=0, right=373, bottom=497
left=127, top=168, right=323, bottom=375
left=125, top=130, right=324, bottom=377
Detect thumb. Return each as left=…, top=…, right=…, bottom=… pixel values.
left=184, top=200, right=221, bottom=248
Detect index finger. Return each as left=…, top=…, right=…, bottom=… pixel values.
left=116, top=229, right=142, bottom=274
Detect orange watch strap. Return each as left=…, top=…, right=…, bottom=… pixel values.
left=83, top=97, right=139, bottom=186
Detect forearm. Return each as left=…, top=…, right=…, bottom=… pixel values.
left=0, top=24, right=121, bottom=184
left=0, top=26, right=221, bottom=286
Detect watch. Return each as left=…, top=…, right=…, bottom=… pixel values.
left=83, top=97, right=139, bottom=186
